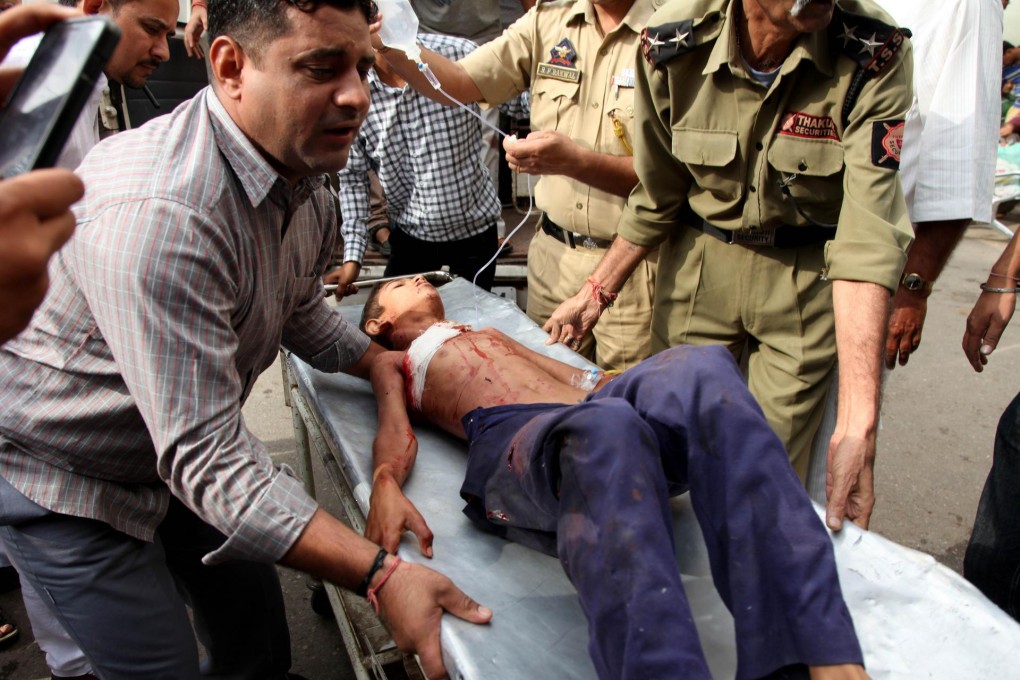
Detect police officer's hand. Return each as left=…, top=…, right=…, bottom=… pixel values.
left=503, top=130, right=578, bottom=177
left=183, top=4, right=206, bottom=59
left=884, top=289, right=927, bottom=369
left=324, top=261, right=360, bottom=300
left=824, top=431, right=876, bottom=532
left=962, top=288, right=1015, bottom=373
left=0, top=169, right=83, bottom=344
left=544, top=288, right=602, bottom=350
left=375, top=559, right=492, bottom=680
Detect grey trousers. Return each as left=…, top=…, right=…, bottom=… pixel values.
left=0, top=475, right=292, bottom=680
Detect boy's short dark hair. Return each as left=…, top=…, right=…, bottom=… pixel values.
left=359, top=284, right=390, bottom=347
left=208, top=0, right=374, bottom=65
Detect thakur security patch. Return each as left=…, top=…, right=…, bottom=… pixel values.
left=778, top=111, right=840, bottom=141
left=871, top=120, right=904, bottom=169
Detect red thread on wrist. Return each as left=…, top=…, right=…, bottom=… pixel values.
left=367, top=556, right=402, bottom=614
left=586, top=277, right=617, bottom=309
left=191, top=1, right=206, bottom=8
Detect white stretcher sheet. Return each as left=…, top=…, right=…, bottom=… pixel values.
left=290, top=278, right=1020, bottom=679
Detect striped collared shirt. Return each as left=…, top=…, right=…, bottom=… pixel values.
left=0, top=88, right=369, bottom=565
left=338, top=33, right=503, bottom=264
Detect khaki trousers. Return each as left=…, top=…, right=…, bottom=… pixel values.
left=526, top=228, right=656, bottom=371
left=651, top=228, right=837, bottom=478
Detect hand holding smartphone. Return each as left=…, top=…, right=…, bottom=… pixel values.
left=0, top=14, right=120, bottom=178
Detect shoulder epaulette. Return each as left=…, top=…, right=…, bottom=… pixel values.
left=640, top=11, right=722, bottom=68
left=832, top=9, right=908, bottom=76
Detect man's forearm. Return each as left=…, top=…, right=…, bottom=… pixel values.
left=379, top=45, right=483, bottom=106
left=569, top=151, right=637, bottom=198
left=833, top=280, right=889, bottom=434
left=901, top=219, right=970, bottom=284
left=590, top=236, right=653, bottom=293
left=989, top=228, right=1020, bottom=280
left=281, top=509, right=382, bottom=588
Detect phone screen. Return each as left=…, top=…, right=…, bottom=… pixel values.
left=0, top=17, right=120, bottom=178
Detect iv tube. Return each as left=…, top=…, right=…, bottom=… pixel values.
left=418, top=62, right=508, bottom=140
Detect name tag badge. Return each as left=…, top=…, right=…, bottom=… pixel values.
left=539, top=37, right=582, bottom=83
left=538, top=63, right=581, bottom=83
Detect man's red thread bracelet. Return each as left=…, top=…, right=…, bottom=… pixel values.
left=191, top=1, right=206, bottom=8
left=587, top=277, right=617, bottom=309
left=367, top=555, right=402, bottom=614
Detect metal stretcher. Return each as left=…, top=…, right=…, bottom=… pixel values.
left=287, top=278, right=1020, bottom=680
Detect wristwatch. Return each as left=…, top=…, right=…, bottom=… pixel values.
left=900, top=272, right=934, bottom=293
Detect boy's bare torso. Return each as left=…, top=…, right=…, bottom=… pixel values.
left=412, top=328, right=588, bottom=438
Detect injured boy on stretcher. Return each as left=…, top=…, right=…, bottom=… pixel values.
left=360, top=275, right=868, bottom=680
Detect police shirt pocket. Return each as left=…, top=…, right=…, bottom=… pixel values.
left=672, top=128, right=739, bottom=200
left=767, top=136, right=844, bottom=222
left=530, top=77, right=579, bottom=134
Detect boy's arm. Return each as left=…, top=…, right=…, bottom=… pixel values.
left=367, top=351, right=434, bottom=556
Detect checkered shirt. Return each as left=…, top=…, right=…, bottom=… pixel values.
left=338, top=33, right=503, bottom=264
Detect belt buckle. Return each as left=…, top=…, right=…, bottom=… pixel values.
left=732, top=228, right=775, bottom=247
left=580, top=235, right=599, bottom=250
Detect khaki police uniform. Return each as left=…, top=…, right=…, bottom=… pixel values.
left=459, top=0, right=660, bottom=370
left=617, top=0, right=914, bottom=475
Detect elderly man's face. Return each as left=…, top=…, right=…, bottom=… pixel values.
left=234, top=5, right=372, bottom=182
left=753, top=0, right=835, bottom=34
left=101, top=0, right=179, bottom=88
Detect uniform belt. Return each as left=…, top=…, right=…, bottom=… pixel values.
left=540, top=214, right=614, bottom=250
left=691, top=217, right=835, bottom=249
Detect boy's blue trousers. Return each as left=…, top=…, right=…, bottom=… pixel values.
left=460, top=344, right=863, bottom=680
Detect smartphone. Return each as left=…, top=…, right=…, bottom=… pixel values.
left=0, top=16, right=121, bottom=178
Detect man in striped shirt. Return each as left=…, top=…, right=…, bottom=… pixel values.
left=0, top=0, right=490, bottom=677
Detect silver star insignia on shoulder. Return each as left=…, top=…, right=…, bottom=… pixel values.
left=837, top=22, right=858, bottom=47
left=647, top=32, right=666, bottom=53
left=669, top=28, right=689, bottom=47
left=858, top=32, right=884, bottom=56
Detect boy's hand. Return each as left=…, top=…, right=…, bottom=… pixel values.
left=367, top=473, right=434, bottom=557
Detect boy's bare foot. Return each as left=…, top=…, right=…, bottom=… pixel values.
left=809, top=664, right=870, bottom=680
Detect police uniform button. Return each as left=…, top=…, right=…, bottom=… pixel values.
left=591, top=101, right=600, bottom=109
left=755, top=142, right=763, bottom=151
left=599, top=47, right=607, bottom=56
left=749, top=185, right=756, bottom=192
left=798, top=162, right=808, bottom=171
left=576, top=202, right=583, bottom=209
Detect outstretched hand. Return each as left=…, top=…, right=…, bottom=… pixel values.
left=963, top=290, right=1016, bottom=372
left=376, top=560, right=492, bottom=679
left=366, top=475, right=434, bottom=557
left=824, top=431, right=876, bottom=532
left=543, top=287, right=602, bottom=350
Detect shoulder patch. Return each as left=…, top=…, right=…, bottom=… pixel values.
left=640, top=20, right=696, bottom=67
left=833, top=9, right=907, bottom=76
left=871, top=120, right=904, bottom=169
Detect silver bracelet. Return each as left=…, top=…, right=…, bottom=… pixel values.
left=980, top=282, right=1020, bottom=293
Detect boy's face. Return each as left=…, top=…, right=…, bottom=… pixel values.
left=375, top=276, right=446, bottom=321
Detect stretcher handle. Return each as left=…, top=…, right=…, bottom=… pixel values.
left=323, top=270, right=456, bottom=293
